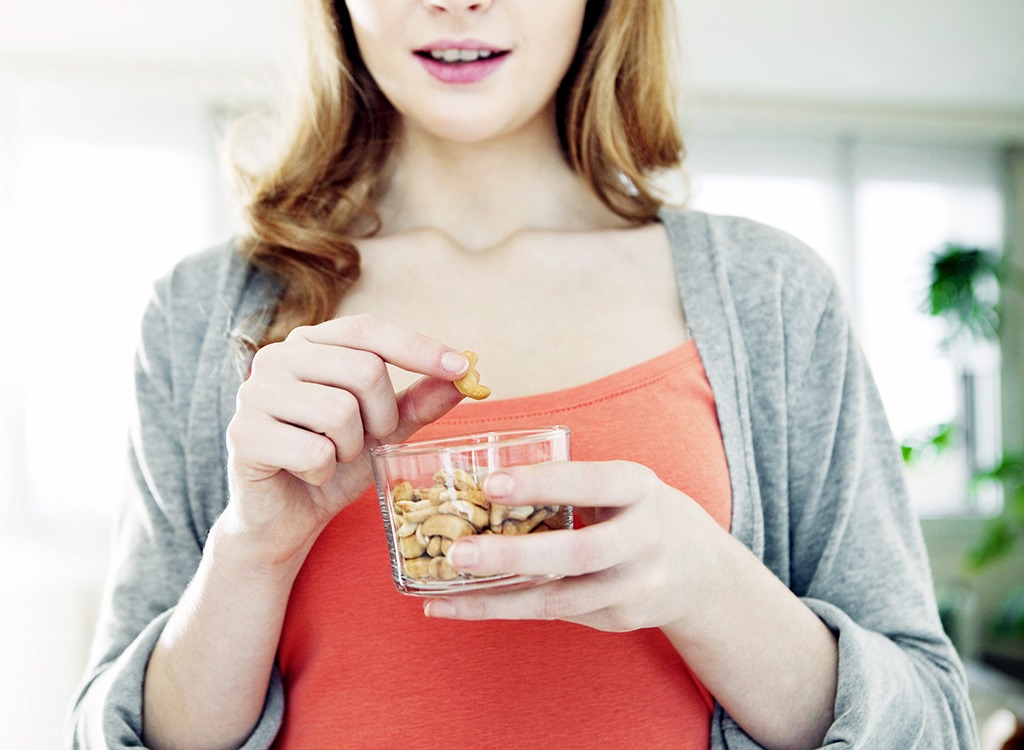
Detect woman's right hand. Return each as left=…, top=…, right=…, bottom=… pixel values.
left=222, top=313, right=470, bottom=568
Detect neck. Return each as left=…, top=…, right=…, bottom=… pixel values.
left=375, top=110, right=630, bottom=251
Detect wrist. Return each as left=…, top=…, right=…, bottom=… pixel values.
left=659, top=501, right=742, bottom=646
left=209, top=503, right=325, bottom=579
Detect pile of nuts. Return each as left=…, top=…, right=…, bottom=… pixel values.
left=391, top=468, right=563, bottom=582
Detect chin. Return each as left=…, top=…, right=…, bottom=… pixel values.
left=418, top=120, right=512, bottom=146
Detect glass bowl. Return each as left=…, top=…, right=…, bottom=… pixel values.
left=369, top=426, right=572, bottom=596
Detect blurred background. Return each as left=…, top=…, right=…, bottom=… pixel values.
left=1, top=0, right=1023, bottom=746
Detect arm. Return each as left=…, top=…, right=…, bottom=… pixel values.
left=421, top=285, right=977, bottom=750
left=423, top=462, right=837, bottom=750
left=779, top=287, right=977, bottom=748
left=67, top=286, right=469, bottom=749
left=68, top=281, right=247, bottom=749
left=140, top=315, right=469, bottom=750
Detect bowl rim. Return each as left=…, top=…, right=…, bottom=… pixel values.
left=369, top=425, right=570, bottom=458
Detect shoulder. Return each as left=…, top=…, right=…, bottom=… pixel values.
left=138, top=238, right=278, bottom=390
left=153, top=238, right=251, bottom=312
left=660, top=207, right=844, bottom=337
left=660, top=208, right=836, bottom=301
left=146, top=238, right=278, bottom=337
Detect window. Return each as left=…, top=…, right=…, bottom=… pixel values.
left=0, top=76, right=232, bottom=527
left=685, top=133, right=1005, bottom=517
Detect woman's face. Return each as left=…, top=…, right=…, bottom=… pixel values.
left=344, top=0, right=590, bottom=144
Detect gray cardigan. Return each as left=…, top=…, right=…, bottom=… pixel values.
left=68, top=210, right=979, bottom=749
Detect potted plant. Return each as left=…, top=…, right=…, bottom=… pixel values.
left=908, top=242, right=1024, bottom=671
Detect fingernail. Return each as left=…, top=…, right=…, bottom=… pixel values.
left=425, top=600, right=455, bottom=618
left=448, top=540, right=479, bottom=569
left=484, top=472, right=513, bottom=498
left=441, top=351, right=469, bottom=374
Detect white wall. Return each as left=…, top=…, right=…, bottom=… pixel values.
left=675, top=0, right=1024, bottom=111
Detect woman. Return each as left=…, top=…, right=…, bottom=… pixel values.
left=69, top=1, right=978, bottom=748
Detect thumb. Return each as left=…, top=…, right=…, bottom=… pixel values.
left=387, top=376, right=464, bottom=444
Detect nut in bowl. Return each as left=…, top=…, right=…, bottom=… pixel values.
left=370, top=426, right=572, bottom=596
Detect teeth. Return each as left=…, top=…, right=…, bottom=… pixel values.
left=429, top=49, right=494, bottom=63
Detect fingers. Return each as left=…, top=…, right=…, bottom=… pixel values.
left=285, top=314, right=469, bottom=381
left=443, top=461, right=658, bottom=577
left=389, top=375, right=467, bottom=444
left=446, top=525, right=632, bottom=578
left=481, top=460, right=655, bottom=509
left=237, top=379, right=368, bottom=462
left=227, top=410, right=340, bottom=487
left=234, top=314, right=470, bottom=485
left=255, top=345, right=401, bottom=440
left=424, top=573, right=622, bottom=624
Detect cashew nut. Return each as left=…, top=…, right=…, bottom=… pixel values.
left=503, top=507, right=553, bottom=535
left=415, top=522, right=430, bottom=548
left=400, top=533, right=428, bottom=559
left=392, top=481, right=415, bottom=503
left=433, top=468, right=479, bottom=491
left=416, top=486, right=445, bottom=505
left=404, top=557, right=431, bottom=579
left=438, top=499, right=489, bottom=531
left=505, top=504, right=536, bottom=521
left=396, top=520, right=418, bottom=538
left=426, top=535, right=444, bottom=558
left=452, top=351, right=491, bottom=400
left=489, top=503, right=510, bottom=531
left=419, top=513, right=475, bottom=541
left=392, top=471, right=567, bottom=583
left=429, top=556, right=460, bottom=581
left=395, top=499, right=438, bottom=524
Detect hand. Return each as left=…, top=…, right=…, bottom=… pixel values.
left=423, top=460, right=724, bottom=633
left=223, top=314, right=470, bottom=567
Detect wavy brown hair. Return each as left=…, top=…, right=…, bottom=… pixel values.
left=233, top=0, right=685, bottom=345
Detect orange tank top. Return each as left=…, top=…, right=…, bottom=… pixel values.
left=275, top=341, right=732, bottom=749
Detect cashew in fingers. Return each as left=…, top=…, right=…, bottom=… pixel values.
left=452, top=351, right=491, bottom=400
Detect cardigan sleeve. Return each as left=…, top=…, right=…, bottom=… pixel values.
left=66, top=274, right=284, bottom=749
left=780, top=285, right=978, bottom=748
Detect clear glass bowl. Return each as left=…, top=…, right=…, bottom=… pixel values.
left=370, top=426, right=572, bottom=596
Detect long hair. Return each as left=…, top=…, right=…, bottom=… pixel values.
left=232, top=0, right=685, bottom=345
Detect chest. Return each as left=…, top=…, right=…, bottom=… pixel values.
left=338, top=225, right=689, bottom=397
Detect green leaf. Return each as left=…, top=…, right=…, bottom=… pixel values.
left=925, top=243, right=1001, bottom=346
left=965, top=518, right=1015, bottom=571
left=1012, top=485, right=1024, bottom=525
left=901, top=422, right=956, bottom=466
left=991, top=588, right=1024, bottom=639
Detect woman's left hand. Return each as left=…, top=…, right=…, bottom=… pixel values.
left=426, top=459, right=840, bottom=749
left=423, top=460, right=722, bottom=633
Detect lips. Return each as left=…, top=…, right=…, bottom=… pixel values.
left=413, top=39, right=511, bottom=85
